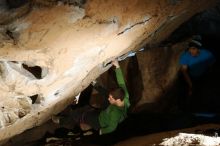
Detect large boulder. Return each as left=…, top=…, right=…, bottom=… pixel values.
left=0, top=0, right=217, bottom=144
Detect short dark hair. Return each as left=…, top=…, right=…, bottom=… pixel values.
left=109, top=87, right=125, bottom=100
left=188, top=41, right=201, bottom=50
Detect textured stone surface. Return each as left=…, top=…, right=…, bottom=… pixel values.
left=0, top=0, right=217, bottom=143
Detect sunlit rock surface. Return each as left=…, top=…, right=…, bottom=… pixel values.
left=160, top=133, right=220, bottom=146
left=0, top=0, right=217, bottom=143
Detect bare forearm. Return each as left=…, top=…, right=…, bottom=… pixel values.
left=182, top=70, right=192, bottom=89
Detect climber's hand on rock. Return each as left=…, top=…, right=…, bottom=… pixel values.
left=111, top=59, right=120, bottom=68
left=72, top=97, right=78, bottom=105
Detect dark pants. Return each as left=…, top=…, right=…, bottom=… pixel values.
left=60, top=84, right=109, bottom=130
left=178, top=71, right=209, bottom=111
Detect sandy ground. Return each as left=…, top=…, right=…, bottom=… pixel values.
left=10, top=123, right=219, bottom=146
left=115, top=124, right=220, bottom=146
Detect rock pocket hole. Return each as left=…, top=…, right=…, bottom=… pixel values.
left=29, top=94, right=39, bottom=104
left=22, top=63, right=42, bottom=79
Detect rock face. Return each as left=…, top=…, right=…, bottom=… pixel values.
left=0, top=0, right=217, bottom=143
left=128, top=44, right=183, bottom=111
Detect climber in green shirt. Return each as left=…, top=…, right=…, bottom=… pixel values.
left=98, top=59, right=130, bottom=134
left=52, top=59, right=130, bottom=135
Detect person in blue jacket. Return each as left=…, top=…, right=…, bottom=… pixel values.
left=179, top=40, right=215, bottom=96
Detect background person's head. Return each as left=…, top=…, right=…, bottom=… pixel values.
left=188, top=42, right=201, bottom=56
left=108, top=87, right=125, bottom=106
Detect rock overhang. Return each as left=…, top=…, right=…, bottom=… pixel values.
left=0, top=0, right=218, bottom=144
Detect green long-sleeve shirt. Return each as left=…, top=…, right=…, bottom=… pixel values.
left=99, top=67, right=130, bottom=134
